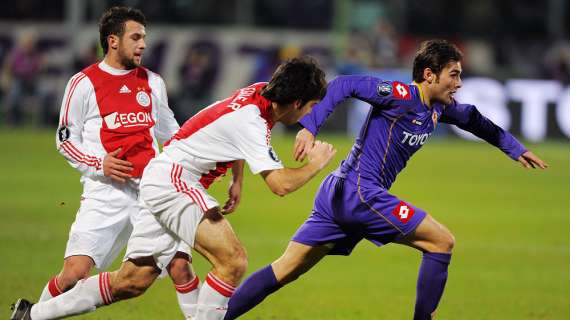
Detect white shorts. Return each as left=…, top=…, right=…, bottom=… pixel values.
left=125, top=154, right=218, bottom=270
left=65, top=177, right=190, bottom=270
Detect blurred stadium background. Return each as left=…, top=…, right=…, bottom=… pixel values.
left=0, top=1, right=569, bottom=319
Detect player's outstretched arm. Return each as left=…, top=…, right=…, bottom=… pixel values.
left=517, top=150, right=548, bottom=169
left=222, top=160, right=245, bottom=214
left=441, top=103, right=530, bottom=161
left=262, top=141, right=336, bottom=196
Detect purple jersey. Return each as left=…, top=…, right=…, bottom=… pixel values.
left=299, top=75, right=527, bottom=191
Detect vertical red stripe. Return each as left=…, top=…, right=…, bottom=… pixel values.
left=98, top=273, right=108, bottom=305
left=183, top=190, right=207, bottom=212
left=188, top=188, right=208, bottom=212
left=104, top=272, right=113, bottom=304
left=61, top=74, right=80, bottom=126
left=62, top=73, right=86, bottom=126
left=170, top=164, right=209, bottom=212
left=175, top=165, right=184, bottom=193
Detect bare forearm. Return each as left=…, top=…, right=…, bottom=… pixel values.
left=264, top=162, right=321, bottom=197
left=232, top=160, right=245, bottom=184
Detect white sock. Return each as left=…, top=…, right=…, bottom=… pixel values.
left=195, top=272, right=236, bottom=320
left=30, top=272, right=112, bottom=320
left=175, top=276, right=200, bottom=319
left=38, top=276, right=63, bottom=302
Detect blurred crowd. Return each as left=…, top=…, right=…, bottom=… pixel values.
left=0, top=0, right=568, bottom=127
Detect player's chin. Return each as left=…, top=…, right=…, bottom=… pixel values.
left=132, top=55, right=143, bottom=66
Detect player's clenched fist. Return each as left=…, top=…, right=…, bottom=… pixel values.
left=103, top=148, right=133, bottom=183
left=294, top=128, right=315, bottom=162
left=307, top=140, right=337, bottom=170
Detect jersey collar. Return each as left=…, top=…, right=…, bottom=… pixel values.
left=412, top=81, right=431, bottom=109
left=257, top=92, right=275, bottom=129
left=98, top=60, right=135, bottom=76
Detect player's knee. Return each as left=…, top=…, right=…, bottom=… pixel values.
left=220, top=246, right=248, bottom=283
left=57, top=274, right=80, bottom=291
left=281, top=268, right=303, bottom=284
left=167, top=255, right=192, bottom=284
left=274, top=256, right=311, bottom=285
left=229, top=246, right=249, bottom=280
left=59, top=264, right=92, bottom=290
left=435, top=231, right=455, bottom=253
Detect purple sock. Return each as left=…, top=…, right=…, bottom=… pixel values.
left=414, top=252, right=452, bottom=320
left=224, top=264, right=282, bottom=320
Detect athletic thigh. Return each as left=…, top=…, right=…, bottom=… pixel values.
left=395, top=214, right=455, bottom=253
left=193, top=208, right=244, bottom=268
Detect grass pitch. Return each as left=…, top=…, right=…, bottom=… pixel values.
left=1, top=128, right=569, bottom=319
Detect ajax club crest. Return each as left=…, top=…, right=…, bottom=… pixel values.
left=136, top=91, right=151, bottom=107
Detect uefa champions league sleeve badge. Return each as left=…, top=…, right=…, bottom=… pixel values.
left=268, top=147, right=280, bottom=162
left=377, top=81, right=392, bottom=96
left=57, top=126, right=70, bottom=142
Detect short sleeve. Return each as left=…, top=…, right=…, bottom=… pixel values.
left=232, top=108, right=284, bottom=174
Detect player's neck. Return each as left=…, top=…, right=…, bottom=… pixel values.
left=415, top=82, right=433, bottom=108
left=103, top=54, right=130, bottom=71
left=270, top=102, right=284, bottom=123
left=271, top=102, right=299, bottom=124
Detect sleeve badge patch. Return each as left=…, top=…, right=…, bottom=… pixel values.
left=392, top=81, right=411, bottom=100
left=377, top=81, right=392, bottom=96
left=57, top=126, right=70, bottom=142
left=268, top=147, right=280, bottom=162
left=391, top=201, right=415, bottom=224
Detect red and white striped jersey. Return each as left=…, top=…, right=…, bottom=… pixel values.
left=163, top=82, right=284, bottom=189
left=56, top=61, right=179, bottom=180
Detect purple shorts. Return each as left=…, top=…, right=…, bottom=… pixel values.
left=292, top=174, right=426, bottom=255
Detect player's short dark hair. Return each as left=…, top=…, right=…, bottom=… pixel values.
left=99, top=6, right=146, bottom=54
left=261, top=56, right=327, bottom=106
left=412, top=39, right=463, bottom=83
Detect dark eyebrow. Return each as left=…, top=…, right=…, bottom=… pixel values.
left=131, top=32, right=145, bottom=38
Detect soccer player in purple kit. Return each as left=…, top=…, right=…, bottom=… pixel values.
left=224, top=39, right=548, bottom=320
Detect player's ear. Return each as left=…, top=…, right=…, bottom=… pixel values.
left=293, top=100, right=302, bottom=110
left=423, top=68, right=434, bottom=83
left=108, top=35, right=119, bottom=50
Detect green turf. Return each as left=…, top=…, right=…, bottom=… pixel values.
left=1, top=129, right=569, bottom=319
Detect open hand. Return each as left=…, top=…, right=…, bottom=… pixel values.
left=518, top=150, right=548, bottom=169
left=221, top=181, right=242, bottom=215
left=103, top=148, right=133, bottom=182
